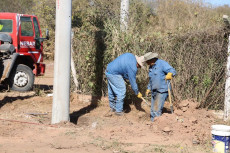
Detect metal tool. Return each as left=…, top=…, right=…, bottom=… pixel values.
left=167, top=81, right=174, bottom=113
left=141, top=97, right=151, bottom=107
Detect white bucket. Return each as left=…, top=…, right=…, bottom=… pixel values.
left=212, top=124, right=230, bottom=153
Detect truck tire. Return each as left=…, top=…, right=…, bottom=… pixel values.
left=9, top=64, right=34, bottom=92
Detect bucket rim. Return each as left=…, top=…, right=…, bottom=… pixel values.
left=212, top=124, right=230, bottom=132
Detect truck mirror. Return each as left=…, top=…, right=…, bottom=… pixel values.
left=46, top=29, right=49, bottom=40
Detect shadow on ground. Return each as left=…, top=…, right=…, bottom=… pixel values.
left=0, top=95, right=35, bottom=108
left=70, top=96, right=101, bottom=125
left=34, top=84, right=53, bottom=91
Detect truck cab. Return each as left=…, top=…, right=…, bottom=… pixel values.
left=0, top=12, right=48, bottom=91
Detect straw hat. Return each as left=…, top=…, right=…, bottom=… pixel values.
left=135, top=55, right=145, bottom=68
left=143, top=52, right=158, bottom=62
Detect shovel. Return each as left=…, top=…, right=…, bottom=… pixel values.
left=167, top=81, right=174, bottom=113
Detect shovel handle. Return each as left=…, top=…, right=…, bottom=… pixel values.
left=141, top=97, right=151, bottom=107
left=167, top=81, right=173, bottom=113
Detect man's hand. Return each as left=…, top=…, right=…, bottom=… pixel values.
left=165, top=72, right=173, bottom=80
left=145, top=89, right=151, bottom=96
left=137, top=92, right=142, bottom=98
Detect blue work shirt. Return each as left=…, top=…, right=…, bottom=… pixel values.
left=147, top=59, right=176, bottom=93
left=106, top=53, right=139, bottom=95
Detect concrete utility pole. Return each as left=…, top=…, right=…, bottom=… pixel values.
left=224, top=15, right=230, bottom=121
left=52, top=0, right=72, bottom=124
left=120, top=0, right=129, bottom=31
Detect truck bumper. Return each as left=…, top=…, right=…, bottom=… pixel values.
left=33, top=63, right=45, bottom=76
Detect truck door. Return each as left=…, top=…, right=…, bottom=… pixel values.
left=19, top=16, right=38, bottom=63
left=19, top=16, right=35, bottom=52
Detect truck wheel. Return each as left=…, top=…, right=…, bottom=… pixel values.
left=9, top=64, right=34, bottom=92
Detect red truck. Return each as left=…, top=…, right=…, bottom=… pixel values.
left=0, top=12, right=48, bottom=91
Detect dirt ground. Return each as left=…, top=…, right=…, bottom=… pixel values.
left=0, top=60, right=225, bottom=153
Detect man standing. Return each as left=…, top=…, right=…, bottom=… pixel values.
left=144, top=52, right=176, bottom=121
left=106, top=53, right=144, bottom=116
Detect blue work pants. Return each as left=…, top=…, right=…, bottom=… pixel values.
left=150, top=90, right=168, bottom=121
left=106, top=72, right=126, bottom=113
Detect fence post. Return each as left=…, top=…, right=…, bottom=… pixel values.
left=224, top=15, right=230, bottom=121
left=71, top=30, right=79, bottom=92
left=120, top=0, right=129, bottom=31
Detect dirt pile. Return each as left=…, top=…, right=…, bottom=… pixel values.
left=150, top=100, right=214, bottom=145
left=70, top=94, right=216, bottom=148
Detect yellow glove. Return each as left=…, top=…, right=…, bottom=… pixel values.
left=137, top=92, right=142, bottom=98
left=146, top=89, right=151, bottom=96
left=0, top=25, right=3, bottom=31
left=165, top=72, right=173, bottom=80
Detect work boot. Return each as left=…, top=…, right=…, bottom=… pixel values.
left=104, top=108, right=115, bottom=117
left=115, top=112, right=124, bottom=116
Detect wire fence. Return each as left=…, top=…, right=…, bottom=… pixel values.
left=70, top=26, right=229, bottom=109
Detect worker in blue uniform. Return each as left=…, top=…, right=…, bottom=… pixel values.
left=144, top=52, right=176, bottom=121
left=106, top=53, right=144, bottom=116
